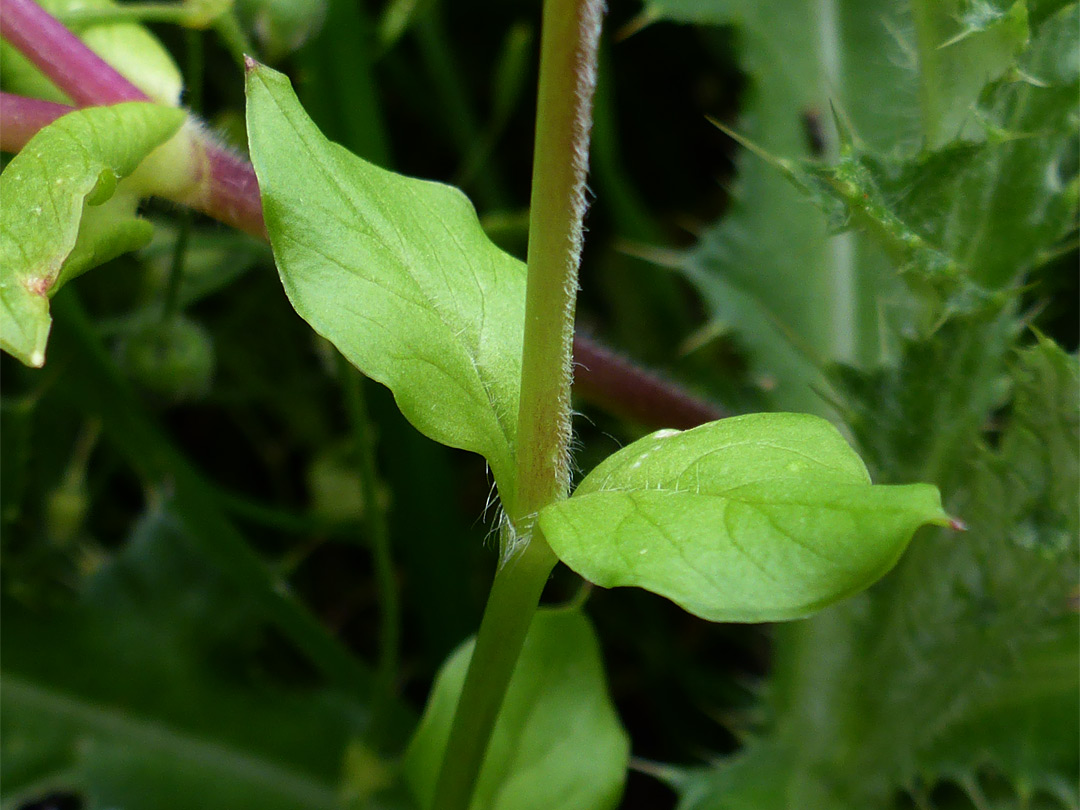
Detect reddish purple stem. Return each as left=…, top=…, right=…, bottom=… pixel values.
left=0, top=0, right=147, bottom=104
left=0, top=91, right=72, bottom=148
left=0, top=0, right=724, bottom=428
left=197, top=144, right=267, bottom=238
left=572, top=336, right=724, bottom=428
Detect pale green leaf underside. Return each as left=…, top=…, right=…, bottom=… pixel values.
left=245, top=63, right=526, bottom=510
left=403, top=608, right=629, bottom=810
left=539, top=413, right=948, bottom=622
left=0, top=103, right=185, bottom=367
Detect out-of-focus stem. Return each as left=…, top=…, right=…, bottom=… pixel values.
left=0, top=92, right=71, bottom=149
left=191, top=145, right=267, bottom=238
left=572, top=336, right=725, bottom=429
left=334, top=352, right=400, bottom=733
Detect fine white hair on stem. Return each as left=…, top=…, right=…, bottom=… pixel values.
left=552, top=0, right=605, bottom=499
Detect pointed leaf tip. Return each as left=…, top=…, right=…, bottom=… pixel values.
left=245, top=63, right=528, bottom=514
left=243, top=54, right=259, bottom=74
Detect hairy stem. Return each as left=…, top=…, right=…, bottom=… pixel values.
left=513, top=0, right=603, bottom=526
left=429, top=2, right=603, bottom=809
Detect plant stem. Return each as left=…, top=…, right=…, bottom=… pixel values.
left=161, top=29, right=202, bottom=323
left=161, top=213, right=192, bottom=321
left=334, top=353, right=400, bottom=725
left=211, top=10, right=253, bottom=67
left=430, top=531, right=558, bottom=810
left=430, top=2, right=602, bottom=808
left=0, top=91, right=71, bottom=147
left=513, top=0, right=603, bottom=525
left=56, top=3, right=203, bottom=29
left=413, top=4, right=507, bottom=209
left=910, top=0, right=947, bottom=149
left=571, top=336, right=725, bottom=429
left=0, top=0, right=147, bottom=104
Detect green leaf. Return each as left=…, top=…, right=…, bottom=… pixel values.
left=912, top=0, right=1030, bottom=149
left=735, top=3, right=1077, bottom=318
left=245, top=62, right=526, bottom=511
left=844, top=337, right=1079, bottom=803
left=693, top=337, right=1080, bottom=807
left=0, top=102, right=186, bottom=367
left=676, top=743, right=792, bottom=810
left=1, top=505, right=365, bottom=810
left=643, top=0, right=928, bottom=407
left=402, top=607, right=629, bottom=810
left=539, top=413, right=948, bottom=623
left=920, top=633, right=1079, bottom=807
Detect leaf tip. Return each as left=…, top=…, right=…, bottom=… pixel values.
left=243, top=54, right=260, bottom=75
left=947, top=516, right=968, bottom=532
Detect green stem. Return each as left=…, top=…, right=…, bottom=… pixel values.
left=513, top=0, right=602, bottom=525
left=161, top=29, right=200, bottom=323
left=414, top=5, right=508, bottom=209
left=910, top=0, right=948, bottom=149
left=217, top=489, right=358, bottom=536
left=161, top=213, right=191, bottom=321
left=334, top=353, right=400, bottom=720
left=430, top=531, right=558, bottom=810
left=58, top=3, right=201, bottom=28
left=430, top=1, right=602, bottom=808
left=212, top=11, right=253, bottom=68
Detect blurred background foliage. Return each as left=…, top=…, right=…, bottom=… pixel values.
left=1, top=0, right=1077, bottom=808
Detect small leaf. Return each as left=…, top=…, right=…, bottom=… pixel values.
left=403, top=608, right=629, bottom=810
left=245, top=62, right=527, bottom=511
left=539, top=413, right=948, bottom=623
left=0, top=103, right=186, bottom=367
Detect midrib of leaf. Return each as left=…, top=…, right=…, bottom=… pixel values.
left=2, top=674, right=338, bottom=807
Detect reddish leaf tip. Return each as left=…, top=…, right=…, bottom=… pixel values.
left=947, top=516, right=967, bottom=532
